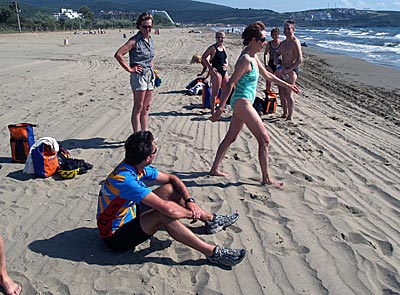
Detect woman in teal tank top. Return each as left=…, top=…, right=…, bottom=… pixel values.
left=209, top=21, right=300, bottom=188
left=229, top=56, right=258, bottom=110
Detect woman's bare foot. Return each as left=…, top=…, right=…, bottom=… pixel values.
left=0, top=276, right=22, bottom=295
left=262, top=179, right=283, bottom=188
left=209, top=170, right=230, bottom=177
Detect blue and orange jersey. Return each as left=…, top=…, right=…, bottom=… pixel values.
left=96, top=161, right=158, bottom=238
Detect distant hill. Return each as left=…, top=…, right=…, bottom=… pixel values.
left=10, top=0, right=400, bottom=26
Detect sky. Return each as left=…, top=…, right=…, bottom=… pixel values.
left=199, top=0, right=400, bottom=13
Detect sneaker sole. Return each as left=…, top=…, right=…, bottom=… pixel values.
left=207, top=214, right=239, bottom=234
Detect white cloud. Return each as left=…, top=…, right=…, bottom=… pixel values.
left=340, top=0, right=354, bottom=7
left=375, top=2, right=387, bottom=8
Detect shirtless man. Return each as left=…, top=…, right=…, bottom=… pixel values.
left=275, top=20, right=303, bottom=121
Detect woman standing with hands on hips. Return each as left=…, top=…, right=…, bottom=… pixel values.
left=201, top=31, right=229, bottom=115
left=114, top=13, right=156, bottom=132
left=209, top=21, right=300, bottom=188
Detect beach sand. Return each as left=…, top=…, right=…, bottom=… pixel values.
left=0, top=28, right=399, bottom=294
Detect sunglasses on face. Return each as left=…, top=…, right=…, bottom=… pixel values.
left=151, top=147, right=157, bottom=155
left=141, top=25, right=152, bottom=29
left=257, top=36, right=267, bottom=42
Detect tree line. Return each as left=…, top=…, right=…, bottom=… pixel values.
left=0, top=4, right=174, bottom=32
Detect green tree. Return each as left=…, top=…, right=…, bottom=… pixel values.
left=153, top=14, right=174, bottom=26
left=0, top=6, right=12, bottom=23
left=32, top=12, right=57, bottom=31
left=78, top=6, right=94, bottom=23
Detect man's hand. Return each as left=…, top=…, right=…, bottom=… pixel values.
left=186, top=202, right=201, bottom=221
left=290, top=84, right=300, bottom=94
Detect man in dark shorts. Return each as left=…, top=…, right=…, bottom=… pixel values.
left=96, top=131, right=246, bottom=267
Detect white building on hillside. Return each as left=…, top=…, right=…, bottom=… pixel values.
left=148, top=9, right=175, bottom=24
left=53, top=8, right=82, bottom=20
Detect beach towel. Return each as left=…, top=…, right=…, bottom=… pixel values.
left=186, top=81, right=204, bottom=95
left=186, top=77, right=206, bottom=89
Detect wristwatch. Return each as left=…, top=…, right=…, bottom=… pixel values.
left=184, top=197, right=196, bottom=204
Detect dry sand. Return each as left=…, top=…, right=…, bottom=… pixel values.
left=0, top=28, right=399, bottom=295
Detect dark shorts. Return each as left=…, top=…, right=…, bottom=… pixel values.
left=102, top=205, right=152, bottom=252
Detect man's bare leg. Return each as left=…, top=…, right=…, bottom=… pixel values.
left=140, top=210, right=215, bottom=257
left=285, top=72, right=297, bottom=121
left=277, top=85, right=288, bottom=118
left=153, top=183, right=214, bottom=223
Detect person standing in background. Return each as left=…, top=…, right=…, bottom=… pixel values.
left=201, top=31, right=229, bottom=115
left=263, top=27, right=281, bottom=94
left=115, top=13, right=156, bottom=132
left=274, top=20, right=303, bottom=121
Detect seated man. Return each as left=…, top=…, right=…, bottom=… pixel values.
left=96, top=131, right=246, bottom=267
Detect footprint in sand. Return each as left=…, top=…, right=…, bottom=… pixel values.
left=342, top=204, right=365, bottom=217
left=336, top=232, right=394, bottom=256
left=336, top=232, right=375, bottom=249
left=289, top=170, right=325, bottom=182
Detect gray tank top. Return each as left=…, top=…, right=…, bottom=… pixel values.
left=128, top=32, right=155, bottom=71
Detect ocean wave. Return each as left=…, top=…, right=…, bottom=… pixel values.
left=384, top=42, right=400, bottom=48
left=316, top=40, right=400, bottom=54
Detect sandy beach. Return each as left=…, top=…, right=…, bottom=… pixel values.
left=0, top=28, right=399, bottom=294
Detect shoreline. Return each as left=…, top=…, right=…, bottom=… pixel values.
left=0, top=28, right=399, bottom=294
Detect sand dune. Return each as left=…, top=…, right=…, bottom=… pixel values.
left=0, top=28, right=399, bottom=294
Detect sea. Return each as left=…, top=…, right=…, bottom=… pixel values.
left=212, top=26, right=400, bottom=70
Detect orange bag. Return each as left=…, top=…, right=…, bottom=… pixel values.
left=31, top=144, right=59, bottom=178
left=265, top=92, right=277, bottom=114
left=8, top=123, right=36, bottom=163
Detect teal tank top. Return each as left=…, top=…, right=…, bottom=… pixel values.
left=230, top=56, right=259, bottom=110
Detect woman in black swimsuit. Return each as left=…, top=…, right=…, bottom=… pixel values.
left=201, top=31, right=229, bottom=115
left=263, top=27, right=281, bottom=93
